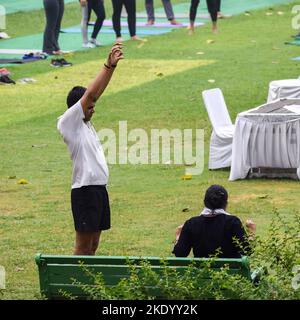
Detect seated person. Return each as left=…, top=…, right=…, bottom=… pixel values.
left=172, top=185, right=256, bottom=258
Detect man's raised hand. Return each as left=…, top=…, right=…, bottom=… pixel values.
left=106, top=43, right=124, bottom=68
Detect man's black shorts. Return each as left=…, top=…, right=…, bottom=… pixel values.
left=71, top=185, right=111, bottom=232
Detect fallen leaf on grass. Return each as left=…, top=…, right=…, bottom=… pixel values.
left=206, top=39, right=215, bottom=44
left=32, top=144, right=48, bottom=148
left=181, top=174, right=192, bottom=180
left=258, top=194, right=268, bottom=199
left=196, top=51, right=205, bottom=55
left=277, top=11, right=284, bottom=15
left=15, top=267, right=24, bottom=272
left=208, top=79, right=215, bottom=83
left=182, top=208, right=190, bottom=212
left=17, top=179, right=29, bottom=185
left=137, top=39, right=148, bottom=49
left=266, top=12, right=273, bottom=16
left=137, top=42, right=145, bottom=49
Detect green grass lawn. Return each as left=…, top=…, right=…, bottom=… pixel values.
left=1, top=1, right=300, bottom=299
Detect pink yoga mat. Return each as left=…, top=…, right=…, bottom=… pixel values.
left=99, top=20, right=204, bottom=28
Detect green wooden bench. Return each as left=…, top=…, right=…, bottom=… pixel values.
left=35, top=253, right=260, bottom=299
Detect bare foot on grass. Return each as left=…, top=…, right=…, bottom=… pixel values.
left=188, top=25, right=194, bottom=35
left=131, top=35, right=144, bottom=41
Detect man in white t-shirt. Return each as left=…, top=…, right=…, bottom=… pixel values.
left=57, top=43, right=123, bottom=255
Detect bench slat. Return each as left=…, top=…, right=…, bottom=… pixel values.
left=36, top=254, right=247, bottom=268
left=45, top=264, right=246, bottom=283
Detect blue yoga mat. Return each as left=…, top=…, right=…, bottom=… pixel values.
left=61, top=26, right=173, bottom=35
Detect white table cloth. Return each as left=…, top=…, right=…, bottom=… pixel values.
left=229, top=99, right=300, bottom=181
left=267, top=79, right=300, bottom=102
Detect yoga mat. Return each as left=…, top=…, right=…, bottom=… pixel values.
left=133, top=12, right=231, bottom=19
left=0, top=58, right=40, bottom=64
left=135, top=13, right=211, bottom=19
left=0, top=32, right=131, bottom=54
left=0, top=48, right=42, bottom=54
left=135, top=13, right=189, bottom=19
left=61, top=26, right=173, bottom=35
left=100, top=20, right=203, bottom=28
left=0, top=0, right=77, bottom=14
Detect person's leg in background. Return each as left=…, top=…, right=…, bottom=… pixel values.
left=123, top=0, right=141, bottom=40
left=0, top=6, right=10, bottom=39
left=43, top=0, right=60, bottom=54
left=112, top=0, right=123, bottom=42
left=80, top=0, right=89, bottom=47
left=162, top=0, right=181, bottom=25
left=89, top=0, right=106, bottom=46
left=206, top=0, right=218, bottom=33
left=188, top=0, right=199, bottom=35
left=53, top=0, right=64, bottom=53
left=145, top=0, right=155, bottom=25
left=216, top=0, right=223, bottom=18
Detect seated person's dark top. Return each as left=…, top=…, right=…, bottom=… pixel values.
left=172, top=214, right=250, bottom=258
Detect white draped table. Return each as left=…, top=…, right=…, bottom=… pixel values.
left=229, top=99, right=300, bottom=181
left=268, top=79, right=300, bottom=102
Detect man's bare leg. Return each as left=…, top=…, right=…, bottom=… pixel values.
left=74, top=231, right=94, bottom=255
left=91, top=231, right=101, bottom=255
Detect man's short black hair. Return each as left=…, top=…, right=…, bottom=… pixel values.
left=67, top=86, right=87, bottom=108
left=204, top=185, right=228, bottom=210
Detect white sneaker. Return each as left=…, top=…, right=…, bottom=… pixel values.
left=0, top=32, right=10, bottom=39
left=90, top=39, right=101, bottom=47
left=82, top=42, right=96, bottom=48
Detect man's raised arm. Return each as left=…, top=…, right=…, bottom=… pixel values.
left=81, top=43, right=124, bottom=112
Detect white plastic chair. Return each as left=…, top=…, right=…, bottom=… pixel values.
left=202, top=88, right=234, bottom=169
